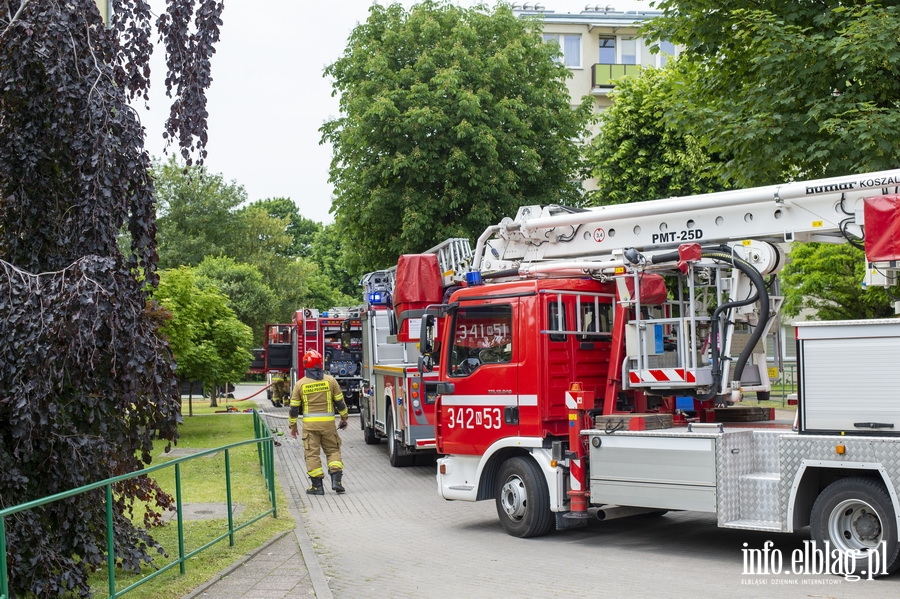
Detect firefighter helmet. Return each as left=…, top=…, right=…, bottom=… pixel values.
left=303, top=349, right=323, bottom=369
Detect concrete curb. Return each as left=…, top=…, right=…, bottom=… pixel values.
left=286, top=499, right=334, bottom=599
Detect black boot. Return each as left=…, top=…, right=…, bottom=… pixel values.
left=307, top=476, right=325, bottom=495
left=331, top=471, right=345, bottom=494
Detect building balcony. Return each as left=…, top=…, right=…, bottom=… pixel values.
left=592, top=63, right=642, bottom=92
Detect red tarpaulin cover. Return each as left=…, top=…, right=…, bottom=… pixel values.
left=864, top=195, right=900, bottom=262
left=394, top=254, right=443, bottom=305
left=624, top=272, right=668, bottom=305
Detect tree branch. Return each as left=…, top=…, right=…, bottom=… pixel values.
left=1, top=0, right=31, bottom=41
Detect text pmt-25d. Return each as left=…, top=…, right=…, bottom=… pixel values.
left=416, top=170, right=900, bottom=577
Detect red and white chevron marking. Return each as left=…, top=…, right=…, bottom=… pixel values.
left=629, top=369, right=696, bottom=384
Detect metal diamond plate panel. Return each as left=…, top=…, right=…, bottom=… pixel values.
left=779, top=435, right=900, bottom=529
left=584, top=428, right=900, bottom=534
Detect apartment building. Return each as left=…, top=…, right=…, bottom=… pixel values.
left=514, top=4, right=677, bottom=112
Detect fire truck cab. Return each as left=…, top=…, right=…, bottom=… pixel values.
left=421, top=169, right=900, bottom=576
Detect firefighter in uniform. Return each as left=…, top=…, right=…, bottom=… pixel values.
left=289, top=349, right=349, bottom=494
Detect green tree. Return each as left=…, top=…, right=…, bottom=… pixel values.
left=645, top=0, right=900, bottom=317
left=228, top=203, right=294, bottom=265
left=781, top=244, right=896, bottom=320
left=322, top=0, right=593, bottom=272
left=244, top=197, right=323, bottom=258
left=0, top=1, right=223, bottom=596
left=311, top=222, right=363, bottom=299
left=153, top=160, right=331, bottom=322
left=155, top=267, right=254, bottom=408
left=195, top=256, right=280, bottom=344
left=646, top=0, right=900, bottom=185
left=584, top=64, right=730, bottom=205
left=155, top=155, right=248, bottom=269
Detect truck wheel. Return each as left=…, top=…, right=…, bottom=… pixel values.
left=495, top=456, right=553, bottom=538
left=363, top=421, right=379, bottom=445
left=810, top=477, right=900, bottom=576
left=387, top=410, right=413, bottom=467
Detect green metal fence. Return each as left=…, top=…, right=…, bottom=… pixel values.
left=0, top=410, right=278, bottom=599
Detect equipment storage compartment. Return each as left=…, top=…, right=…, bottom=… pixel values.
left=587, top=431, right=718, bottom=512
left=796, top=319, right=900, bottom=435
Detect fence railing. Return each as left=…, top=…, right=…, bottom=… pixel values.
left=0, top=410, right=277, bottom=599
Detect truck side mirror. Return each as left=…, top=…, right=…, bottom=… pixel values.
left=419, top=314, right=437, bottom=373
left=421, top=314, right=436, bottom=354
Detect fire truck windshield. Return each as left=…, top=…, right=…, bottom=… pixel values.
left=449, top=305, right=513, bottom=376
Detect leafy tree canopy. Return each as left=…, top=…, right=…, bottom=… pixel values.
left=154, top=155, right=249, bottom=269
left=153, top=159, right=352, bottom=321
left=195, top=256, right=280, bottom=344
left=645, top=0, right=900, bottom=185
left=322, top=0, right=594, bottom=272
left=310, top=222, right=364, bottom=299
left=243, top=197, right=323, bottom=258
left=643, top=0, right=900, bottom=318
left=781, top=243, right=897, bottom=320
left=584, top=64, right=731, bottom=205
left=154, top=266, right=254, bottom=403
left=0, top=0, right=223, bottom=596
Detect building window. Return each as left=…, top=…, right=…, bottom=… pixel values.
left=658, top=40, right=675, bottom=67
left=599, top=36, right=616, bottom=64
left=543, top=33, right=582, bottom=68
left=621, top=38, right=638, bottom=65
left=645, top=39, right=676, bottom=67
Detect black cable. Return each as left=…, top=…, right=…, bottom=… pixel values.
left=650, top=245, right=768, bottom=401
left=696, top=250, right=769, bottom=401
left=604, top=419, right=625, bottom=434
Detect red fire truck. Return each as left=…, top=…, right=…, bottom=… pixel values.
left=358, top=238, right=472, bottom=466
left=419, top=170, right=900, bottom=576
left=263, top=307, right=364, bottom=411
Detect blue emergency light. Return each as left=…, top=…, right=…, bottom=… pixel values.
left=466, top=271, right=484, bottom=286
left=368, top=291, right=388, bottom=306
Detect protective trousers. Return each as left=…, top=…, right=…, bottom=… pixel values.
left=302, top=424, right=343, bottom=478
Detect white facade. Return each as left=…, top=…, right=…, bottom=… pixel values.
left=515, top=6, right=678, bottom=112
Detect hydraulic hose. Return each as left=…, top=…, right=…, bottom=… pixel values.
left=650, top=246, right=770, bottom=400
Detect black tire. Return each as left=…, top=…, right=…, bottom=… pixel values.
left=810, top=477, right=900, bottom=576
left=387, top=410, right=414, bottom=467
left=494, top=456, right=554, bottom=538
left=363, top=421, right=380, bottom=445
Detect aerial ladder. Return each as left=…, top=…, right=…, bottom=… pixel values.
left=467, top=169, right=900, bottom=409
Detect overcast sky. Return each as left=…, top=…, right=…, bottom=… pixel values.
left=139, top=1, right=651, bottom=224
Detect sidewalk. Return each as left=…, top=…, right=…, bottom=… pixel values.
left=180, top=394, right=333, bottom=599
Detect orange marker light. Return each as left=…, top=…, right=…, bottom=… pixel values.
left=835, top=445, right=846, bottom=455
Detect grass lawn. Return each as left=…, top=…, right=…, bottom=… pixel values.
left=88, top=404, right=295, bottom=599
